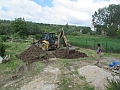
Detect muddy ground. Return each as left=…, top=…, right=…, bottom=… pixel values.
left=19, top=45, right=87, bottom=63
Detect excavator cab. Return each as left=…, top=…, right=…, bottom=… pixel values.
left=41, top=33, right=56, bottom=44
left=39, top=33, right=57, bottom=50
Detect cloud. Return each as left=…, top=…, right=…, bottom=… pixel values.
left=0, top=0, right=119, bottom=26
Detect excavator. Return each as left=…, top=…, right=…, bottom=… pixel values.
left=36, top=30, right=75, bottom=53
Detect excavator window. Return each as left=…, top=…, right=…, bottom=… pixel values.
left=42, top=33, right=49, bottom=40
left=49, top=33, right=55, bottom=44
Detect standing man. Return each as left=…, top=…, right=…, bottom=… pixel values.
left=95, top=43, right=102, bottom=65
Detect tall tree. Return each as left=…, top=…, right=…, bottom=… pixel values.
left=11, top=18, right=28, bottom=38
left=0, top=23, right=11, bottom=35
left=92, top=4, right=120, bottom=37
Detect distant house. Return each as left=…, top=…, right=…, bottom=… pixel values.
left=101, top=30, right=106, bottom=35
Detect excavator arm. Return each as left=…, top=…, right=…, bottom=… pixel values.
left=57, top=30, right=70, bottom=48
left=57, top=30, right=75, bottom=53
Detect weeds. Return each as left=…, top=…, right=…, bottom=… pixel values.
left=0, top=42, right=46, bottom=90
left=106, top=78, right=120, bottom=90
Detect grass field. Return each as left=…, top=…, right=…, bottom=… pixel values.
left=0, top=42, right=95, bottom=90
left=0, top=42, right=45, bottom=89
left=0, top=35, right=120, bottom=90
left=68, top=34, right=120, bottom=53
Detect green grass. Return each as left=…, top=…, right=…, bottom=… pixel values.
left=0, top=39, right=120, bottom=90
left=0, top=42, right=29, bottom=75
left=0, top=42, right=46, bottom=90
left=57, top=49, right=95, bottom=90
left=0, top=42, right=29, bottom=89
left=57, top=67, right=94, bottom=90
left=106, top=78, right=120, bottom=90
left=68, top=34, right=120, bottom=53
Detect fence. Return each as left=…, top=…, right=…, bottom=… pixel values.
left=69, top=38, right=120, bottom=53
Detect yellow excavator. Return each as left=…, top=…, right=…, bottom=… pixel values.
left=36, top=30, right=75, bottom=53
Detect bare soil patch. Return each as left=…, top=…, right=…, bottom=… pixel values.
left=19, top=45, right=54, bottom=63
left=19, top=45, right=87, bottom=63
left=53, top=49, right=87, bottom=59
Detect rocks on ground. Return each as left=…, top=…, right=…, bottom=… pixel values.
left=78, top=65, right=119, bottom=90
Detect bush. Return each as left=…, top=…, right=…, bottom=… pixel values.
left=0, top=37, right=2, bottom=42
left=0, top=43, right=6, bottom=57
left=35, top=34, right=41, bottom=40
left=90, top=31, right=96, bottom=35
left=0, top=35, right=7, bottom=42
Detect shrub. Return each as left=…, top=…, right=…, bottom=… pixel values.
left=0, top=37, right=2, bottom=42
left=35, top=34, right=41, bottom=40
left=90, top=31, right=96, bottom=35
left=0, top=43, right=6, bottom=57
left=0, top=35, right=7, bottom=42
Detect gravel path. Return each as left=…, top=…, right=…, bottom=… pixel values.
left=20, top=66, right=59, bottom=90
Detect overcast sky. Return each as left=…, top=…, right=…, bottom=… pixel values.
left=0, top=0, right=120, bottom=26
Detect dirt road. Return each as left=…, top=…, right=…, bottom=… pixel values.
left=20, top=66, right=60, bottom=90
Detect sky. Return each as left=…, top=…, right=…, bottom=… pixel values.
left=0, top=0, right=120, bottom=26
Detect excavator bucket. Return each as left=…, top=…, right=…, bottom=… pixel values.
left=67, top=46, right=75, bottom=54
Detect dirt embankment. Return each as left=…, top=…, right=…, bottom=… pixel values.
left=19, top=45, right=51, bottom=63
left=19, top=45, right=87, bottom=63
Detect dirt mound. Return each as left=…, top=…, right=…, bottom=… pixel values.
left=20, top=45, right=87, bottom=63
left=53, top=49, right=87, bottom=59
left=19, top=45, right=50, bottom=63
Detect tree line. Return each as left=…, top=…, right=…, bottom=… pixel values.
left=1, top=4, right=120, bottom=39
left=0, top=18, right=91, bottom=40
left=92, top=4, right=120, bottom=38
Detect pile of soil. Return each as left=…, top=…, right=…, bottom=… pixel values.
left=19, top=45, right=50, bottom=63
left=20, top=45, right=87, bottom=63
left=53, top=49, right=87, bottom=59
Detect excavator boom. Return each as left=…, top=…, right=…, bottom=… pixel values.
left=58, top=30, right=75, bottom=53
